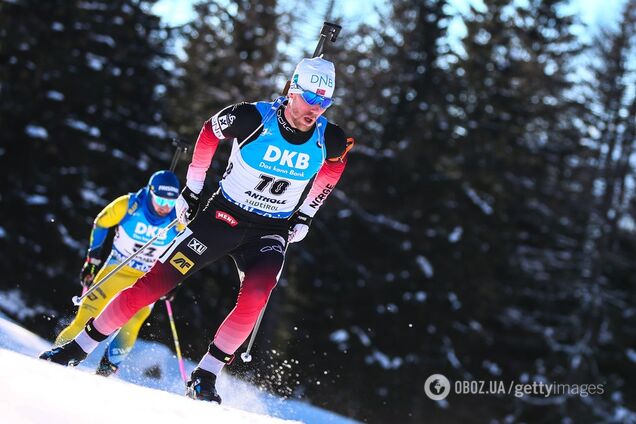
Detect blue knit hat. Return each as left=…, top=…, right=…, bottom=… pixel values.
left=148, top=170, right=180, bottom=199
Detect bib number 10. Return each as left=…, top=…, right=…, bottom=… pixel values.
left=255, top=175, right=290, bottom=195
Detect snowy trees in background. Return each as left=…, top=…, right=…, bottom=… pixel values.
left=1, top=0, right=636, bottom=423
left=575, top=0, right=636, bottom=419
left=0, top=0, right=173, bottom=330
left=167, top=0, right=286, bottom=139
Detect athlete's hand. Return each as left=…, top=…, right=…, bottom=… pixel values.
left=288, top=211, right=312, bottom=243
left=176, top=187, right=201, bottom=225
left=79, top=257, right=102, bottom=288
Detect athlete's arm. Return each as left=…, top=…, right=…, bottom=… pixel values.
left=186, top=103, right=262, bottom=193
left=88, top=194, right=130, bottom=256
left=298, top=123, right=354, bottom=217
left=79, top=194, right=129, bottom=286
left=288, top=124, right=353, bottom=243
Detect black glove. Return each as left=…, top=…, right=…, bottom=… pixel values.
left=176, top=187, right=201, bottom=225
left=288, top=211, right=312, bottom=243
left=80, top=256, right=102, bottom=288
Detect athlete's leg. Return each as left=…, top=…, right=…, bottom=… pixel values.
left=90, top=215, right=242, bottom=338
left=55, top=266, right=140, bottom=346
left=41, top=206, right=244, bottom=366
left=196, top=232, right=287, bottom=376
left=100, top=303, right=153, bottom=371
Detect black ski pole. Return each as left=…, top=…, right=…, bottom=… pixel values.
left=170, top=137, right=189, bottom=172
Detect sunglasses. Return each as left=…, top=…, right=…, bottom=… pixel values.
left=151, top=191, right=177, bottom=208
left=296, top=84, right=333, bottom=109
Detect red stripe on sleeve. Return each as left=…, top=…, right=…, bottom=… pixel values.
left=186, top=120, right=220, bottom=190
left=299, top=157, right=348, bottom=217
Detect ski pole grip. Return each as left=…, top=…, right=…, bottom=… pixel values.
left=170, top=138, right=189, bottom=172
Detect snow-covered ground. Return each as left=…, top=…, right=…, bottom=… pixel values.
left=0, top=313, right=358, bottom=424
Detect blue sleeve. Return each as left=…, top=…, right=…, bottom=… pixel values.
left=88, top=226, right=109, bottom=256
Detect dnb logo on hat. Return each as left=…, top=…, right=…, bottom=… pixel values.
left=310, top=74, right=334, bottom=88
left=290, top=57, right=335, bottom=98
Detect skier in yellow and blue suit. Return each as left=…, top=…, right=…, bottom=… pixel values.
left=55, top=170, right=184, bottom=376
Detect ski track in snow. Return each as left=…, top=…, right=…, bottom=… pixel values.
left=0, top=313, right=359, bottom=424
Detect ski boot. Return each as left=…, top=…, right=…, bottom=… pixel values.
left=39, top=340, right=87, bottom=366
left=186, top=368, right=222, bottom=404
left=39, top=318, right=107, bottom=367
left=95, top=354, right=119, bottom=377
